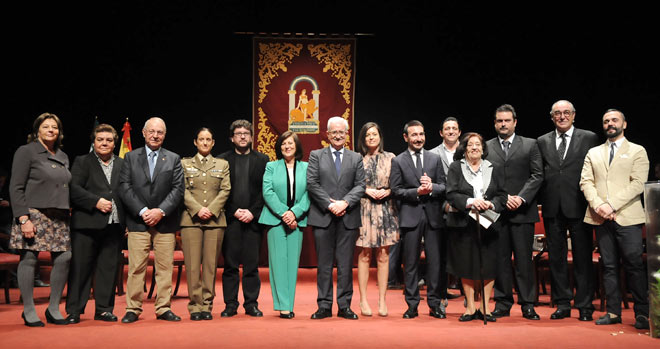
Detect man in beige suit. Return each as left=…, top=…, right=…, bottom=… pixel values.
left=580, top=109, right=649, bottom=329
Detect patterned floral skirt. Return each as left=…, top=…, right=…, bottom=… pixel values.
left=356, top=198, right=399, bottom=248
left=10, top=208, right=71, bottom=252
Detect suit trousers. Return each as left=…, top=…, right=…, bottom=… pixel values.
left=596, top=221, right=648, bottom=317
left=65, top=224, right=121, bottom=315
left=493, top=221, right=536, bottom=310
left=222, top=220, right=262, bottom=309
left=181, top=226, right=224, bottom=313
left=401, top=213, right=442, bottom=309
left=544, top=213, right=595, bottom=311
left=125, top=230, right=175, bottom=316
left=267, top=225, right=303, bottom=312
left=313, top=218, right=358, bottom=310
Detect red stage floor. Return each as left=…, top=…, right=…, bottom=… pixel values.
left=0, top=267, right=656, bottom=348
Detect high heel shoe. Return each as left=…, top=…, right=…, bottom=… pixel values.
left=45, top=309, right=69, bottom=325
left=279, top=312, right=295, bottom=319
left=377, top=301, right=388, bottom=317
left=359, top=302, right=372, bottom=317
left=21, top=312, right=44, bottom=327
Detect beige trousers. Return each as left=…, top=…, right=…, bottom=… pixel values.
left=180, top=227, right=225, bottom=313
left=125, top=230, right=175, bottom=316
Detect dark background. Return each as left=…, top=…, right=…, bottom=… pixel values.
left=4, top=1, right=659, bottom=177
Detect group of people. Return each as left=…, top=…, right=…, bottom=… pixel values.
left=7, top=98, right=650, bottom=330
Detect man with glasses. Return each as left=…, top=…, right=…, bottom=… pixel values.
left=537, top=100, right=599, bottom=321
left=119, top=117, right=184, bottom=323
left=218, top=119, right=269, bottom=317
left=307, top=116, right=365, bottom=319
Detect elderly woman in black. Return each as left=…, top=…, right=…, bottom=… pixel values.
left=10, top=113, right=72, bottom=327
left=446, top=132, right=506, bottom=322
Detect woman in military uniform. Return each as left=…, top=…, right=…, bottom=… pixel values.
left=180, top=127, right=231, bottom=321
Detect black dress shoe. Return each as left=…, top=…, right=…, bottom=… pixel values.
left=491, top=308, right=510, bottom=318
left=66, top=314, right=80, bottom=324
left=190, top=312, right=202, bottom=321
left=459, top=311, right=477, bottom=322
left=45, top=309, right=69, bottom=325
left=94, top=312, right=118, bottom=322
left=34, top=279, right=50, bottom=287
left=338, top=308, right=359, bottom=320
left=522, top=307, right=540, bottom=320
left=245, top=306, right=264, bottom=317
left=595, top=313, right=621, bottom=325
left=578, top=310, right=593, bottom=321
left=157, top=310, right=181, bottom=322
left=634, top=315, right=649, bottom=330
left=121, top=312, right=139, bottom=323
left=403, top=307, right=418, bottom=319
left=201, top=311, right=213, bottom=320
left=310, top=308, right=332, bottom=319
left=550, top=308, right=571, bottom=320
left=221, top=307, right=238, bottom=317
left=429, top=305, right=446, bottom=319
left=484, top=313, right=497, bottom=322
left=279, top=312, right=295, bottom=319
left=22, top=312, right=45, bottom=327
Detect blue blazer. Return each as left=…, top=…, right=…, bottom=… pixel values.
left=258, top=159, right=310, bottom=228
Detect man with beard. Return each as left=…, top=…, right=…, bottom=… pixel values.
left=537, top=100, right=599, bottom=321
left=429, top=117, right=462, bottom=304
left=390, top=120, right=446, bottom=319
left=307, top=116, right=365, bottom=320
left=486, top=104, right=543, bottom=320
left=580, top=109, right=649, bottom=329
left=218, top=119, right=269, bottom=317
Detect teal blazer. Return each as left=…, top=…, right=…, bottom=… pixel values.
left=258, top=159, right=310, bottom=227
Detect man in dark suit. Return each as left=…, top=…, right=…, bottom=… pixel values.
left=307, top=116, right=365, bottom=320
left=118, top=117, right=184, bottom=323
left=65, top=124, right=125, bottom=324
left=217, top=119, right=268, bottom=317
left=537, top=100, right=599, bottom=321
left=390, top=120, right=446, bottom=319
left=486, top=104, right=543, bottom=320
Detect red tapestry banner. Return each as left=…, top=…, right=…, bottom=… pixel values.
left=253, top=37, right=356, bottom=160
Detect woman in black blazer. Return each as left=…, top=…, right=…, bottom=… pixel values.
left=446, top=132, right=506, bottom=322
left=65, top=124, right=124, bottom=324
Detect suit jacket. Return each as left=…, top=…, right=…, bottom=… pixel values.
left=70, top=152, right=125, bottom=230
left=580, top=139, right=648, bottom=226
left=118, top=146, right=184, bottom=233
left=537, top=128, right=599, bottom=219
left=429, top=143, right=453, bottom=175
left=218, top=149, right=269, bottom=229
left=389, top=149, right=446, bottom=229
left=306, top=146, right=366, bottom=229
left=258, top=159, right=310, bottom=228
left=180, top=155, right=231, bottom=227
left=446, top=159, right=507, bottom=228
left=485, top=135, right=543, bottom=224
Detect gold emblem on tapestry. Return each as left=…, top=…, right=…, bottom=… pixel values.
left=257, top=43, right=303, bottom=104
left=308, top=43, right=353, bottom=105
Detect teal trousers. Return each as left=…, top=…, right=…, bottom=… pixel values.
left=267, top=225, right=303, bottom=311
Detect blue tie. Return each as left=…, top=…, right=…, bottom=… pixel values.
left=149, top=151, right=157, bottom=180
left=334, top=150, right=341, bottom=176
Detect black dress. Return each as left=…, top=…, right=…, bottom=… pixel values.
left=445, top=160, right=506, bottom=280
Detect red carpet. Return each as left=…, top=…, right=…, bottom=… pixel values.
left=1, top=267, right=656, bottom=348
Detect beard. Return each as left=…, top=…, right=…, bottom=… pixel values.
left=604, top=126, right=623, bottom=139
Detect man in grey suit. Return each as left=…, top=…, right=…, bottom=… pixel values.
left=537, top=100, right=599, bottom=321
left=119, top=117, right=185, bottom=323
left=390, top=120, right=446, bottom=319
left=486, top=104, right=543, bottom=320
left=307, top=116, right=365, bottom=320
left=429, top=116, right=461, bottom=304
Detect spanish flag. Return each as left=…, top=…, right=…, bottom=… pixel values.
left=119, top=119, right=132, bottom=158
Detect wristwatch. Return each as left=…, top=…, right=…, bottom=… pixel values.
left=19, top=217, right=29, bottom=225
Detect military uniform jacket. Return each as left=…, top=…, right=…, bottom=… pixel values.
left=180, top=154, right=231, bottom=227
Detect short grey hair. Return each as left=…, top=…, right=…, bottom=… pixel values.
left=327, top=116, right=349, bottom=131
left=550, top=100, right=576, bottom=115
left=143, top=117, right=167, bottom=132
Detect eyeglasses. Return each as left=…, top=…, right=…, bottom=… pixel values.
left=552, top=110, right=574, bottom=117
left=328, top=130, right=346, bottom=136
left=146, top=130, right=165, bottom=136
left=233, top=132, right=251, bottom=137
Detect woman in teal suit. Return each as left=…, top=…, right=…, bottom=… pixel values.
left=258, top=131, right=310, bottom=319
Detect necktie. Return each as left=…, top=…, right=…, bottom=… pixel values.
left=149, top=151, right=157, bottom=179
left=609, top=143, right=616, bottom=165
left=334, top=151, right=341, bottom=176
left=502, top=140, right=511, bottom=159
left=557, top=133, right=567, bottom=165
left=414, top=151, right=422, bottom=176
